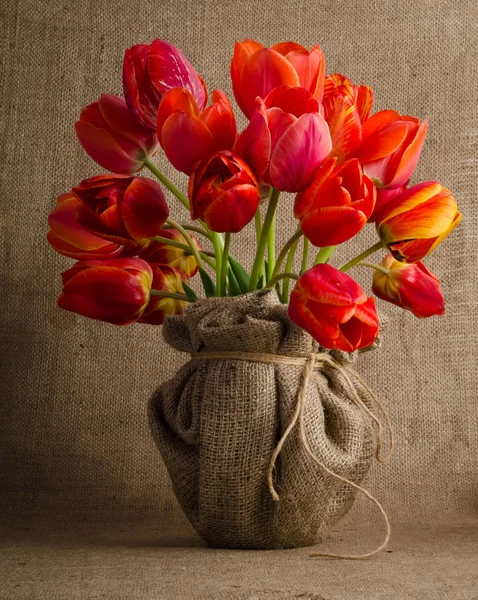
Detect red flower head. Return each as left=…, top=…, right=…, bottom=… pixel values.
left=189, top=151, right=261, bottom=233
left=139, top=265, right=188, bottom=325
left=75, top=95, right=159, bottom=174
left=372, top=255, right=445, bottom=318
left=235, top=85, right=331, bottom=192
left=58, top=258, right=152, bottom=325
left=47, top=193, right=123, bottom=260
left=156, top=88, right=236, bottom=175
left=288, top=264, right=379, bottom=352
left=357, top=110, right=428, bottom=190
left=123, top=40, right=208, bottom=130
left=231, top=40, right=325, bottom=118
left=72, top=175, right=169, bottom=253
left=375, top=181, right=461, bottom=262
left=138, top=229, right=201, bottom=278
left=294, top=157, right=376, bottom=246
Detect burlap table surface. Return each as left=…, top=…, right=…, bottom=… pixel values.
left=1, top=0, right=477, bottom=598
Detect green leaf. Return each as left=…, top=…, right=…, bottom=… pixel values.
left=199, top=267, right=216, bottom=298
left=275, top=282, right=285, bottom=304
left=227, top=267, right=242, bottom=296
left=228, top=256, right=250, bottom=293
left=182, top=282, right=199, bottom=303
left=256, top=274, right=264, bottom=290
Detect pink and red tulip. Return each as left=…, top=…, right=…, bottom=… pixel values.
left=73, top=174, right=169, bottom=251
left=231, top=40, right=325, bottom=118
left=47, top=193, right=123, bottom=260
left=235, top=86, right=332, bottom=192
left=375, top=181, right=461, bottom=262
left=139, top=229, right=201, bottom=278
left=58, top=258, right=153, bottom=325
left=288, top=264, right=379, bottom=352
left=372, top=254, right=445, bottom=318
left=324, top=74, right=374, bottom=124
left=189, top=151, right=261, bottom=233
left=75, top=94, right=159, bottom=174
left=139, top=265, right=188, bottom=325
left=357, top=110, right=428, bottom=189
left=123, top=40, right=208, bottom=130
left=294, top=157, right=376, bottom=246
left=156, top=88, right=236, bottom=175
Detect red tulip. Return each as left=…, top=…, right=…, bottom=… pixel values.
left=75, top=95, right=159, bottom=174
left=294, top=157, right=376, bottom=246
left=139, top=265, right=188, bottom=325
left=372, top=255, right=445, bottom=318
left=72, top=175, right=169, bottom=251
left=324, top=74, right=374, bottom=123
left=47, top=193, right=123, bottom=260
left=375, top=181, right=461, bottom=262
left=58, top=258, right=152, bottom=325
left=357, top=110, right=428, bottom=189
left=123, top=40, right=208, bottom=130
left=231, top=40, right=325, bottom=118
left=289, top=264, right=379, bottom=352
left=235, top=85, right=331, bottom=192
left=189, top=151, right=260, bottom=233
left=156, top=88, right=236, bottom=175
left=138, top=228, right=201, bottom=278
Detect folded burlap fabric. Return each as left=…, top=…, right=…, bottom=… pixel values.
left=149, top=289, right=380, bottom=550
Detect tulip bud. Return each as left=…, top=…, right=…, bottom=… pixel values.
left=72, top=174, right=169, bottom=251
left=235, top=85, right=332, bottom=192
left=156, top=88, right=236, bottom=175
left=58, top=258, right=153, bottom=325
left=189, top=151, right=261, bottom=233
left=47, top=193, right=123, bottom=260
left=139, top=265, right=188, bottom=325
left=372, top=255, right=445, bottom=318
left=123, top=40, right=208, bottom=130
left=288, top=264, right=379, bottom=352
left=375, top=181, right=461, bottom=262
left=75, top=94, right=159, bottom=174
left=138, top=229, right=201, bottom=278
left=294, top=157, right=376, bottom=246
left=231, top=40, right=325, bottom=118
left=357, top=110, right=428, bottom=190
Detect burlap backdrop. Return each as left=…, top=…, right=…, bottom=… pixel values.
left=1, top=1, right=477, bottom=598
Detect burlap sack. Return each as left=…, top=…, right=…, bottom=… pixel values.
left=149, top=289, right=377, bottom=549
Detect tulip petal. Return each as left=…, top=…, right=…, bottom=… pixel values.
left=301, top=205, right=368, bottom=246
left=374, top=181, right=442, bottom=223
left=356, top=85, right=374, bottom=123
left=123, top=44, right=160, bottom=129
left=121, top=177, right=169, bottom=241
left=234, top=108, right=271, bottom=180
left=298, top=264, right=367, bottom=306
left=156, top=87, right=199, bottom=135
left=359, top=120, right=409, bottom=164
left=388, top=119, right=428, bottom=188
left=323, top=93, right=362, bottom=162
left=199, top=90, right=237, bottom=150
left=293, top=157, right=337, bottom=218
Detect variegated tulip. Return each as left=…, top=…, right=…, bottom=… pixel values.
left=139, top=265, right=188, bottom=325
left=139, top=229, right=201, bottom=278
left=372, top=255, right=445, bottom=318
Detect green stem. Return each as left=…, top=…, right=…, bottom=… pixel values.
left=314, top=245, right=336, bottom=265
left=144, top=159, right=189, bottom=210
left=166, top=218, right=203, bottom=269
left=358, top=261, right=390, bottom=276
left=219, top=233, right=231, bottom=297
left=270, top=229, right=303, bottom=282
left=150, top=290, right=189, bottom=301
left=340, top=241, right=385, bottom=272
left=254, top=208, right=262, bottom=244
left=250, top=189, right=281, bottom=290
left=266, top=272, right=299, bottom=289
left=282, top=237, right=300, bottom=302
left=210, top=231, right=222, bottom=294
left=181, top=225, right=213, bottom=242
left=300, top=238, right=309, bottom=274
left=267, top=209, right=276, bottom=281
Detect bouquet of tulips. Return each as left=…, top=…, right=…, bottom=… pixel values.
left=48, top=39, right=461, bottom=352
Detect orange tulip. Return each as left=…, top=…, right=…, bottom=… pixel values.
left=294, top=157, right=376, bottom=246
left=138, top=229, right=201, bottom=278
left=357, top=110, right=427, bottom=190
left=48, top=193, right=123, bottom=260
left=372, top=255, right=445, bottom=318
left=376, top=181, right=461, bottom=262
left=324, top=74, right=374, bottom=123
left=231, top=40, right=325, bottom=118
left=139, top=265, right=188, bottom=325
left=156, top=88, right=236, bottom=175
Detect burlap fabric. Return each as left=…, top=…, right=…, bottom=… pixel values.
left=149, top=289, right=375, bottom=549
left=1, top=0, right=477, bottom=598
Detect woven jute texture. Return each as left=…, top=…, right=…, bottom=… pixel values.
left=149, top=289, right=375, bottom=549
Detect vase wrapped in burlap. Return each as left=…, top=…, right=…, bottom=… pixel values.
left=149, top=289, right=378, bottom=550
